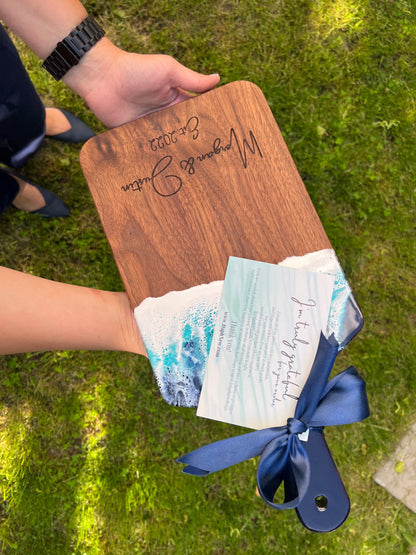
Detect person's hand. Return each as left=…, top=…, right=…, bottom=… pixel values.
left=65, top=38, right=220, bottom=128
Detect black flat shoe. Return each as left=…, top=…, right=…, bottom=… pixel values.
left=46, top=109, right=95, bottom=143
left=8, top=172, right=70, bottom=218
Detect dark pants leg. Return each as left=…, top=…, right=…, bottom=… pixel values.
left=0, top=169, right=19, bottom=213
left=0, top=24, right=45, bottom=213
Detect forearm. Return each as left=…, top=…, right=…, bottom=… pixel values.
left=0, top=266, right=146, bottom=356
left=0, top=0, right=220, bottom=127
left=0, top=0, right=114, bottom=100
left=0, top=0, right=87, bottom=59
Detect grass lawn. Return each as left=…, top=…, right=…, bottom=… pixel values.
left=1, top=0, right=415, bottom=553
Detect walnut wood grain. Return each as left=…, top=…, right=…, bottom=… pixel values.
left=80, top=81, right=331, bottom=307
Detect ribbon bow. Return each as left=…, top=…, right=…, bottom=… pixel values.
left=178, top=333, right=369, bottom=514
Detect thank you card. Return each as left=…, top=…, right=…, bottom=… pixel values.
left=197, top=257, right=335, bottom=429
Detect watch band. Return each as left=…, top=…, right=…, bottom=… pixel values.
left=42, top=16, right=105, bottom=81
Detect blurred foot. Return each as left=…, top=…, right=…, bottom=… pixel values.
left=9, top=172, right=70, bottom=217
left=11, top=174, right=45, bottom=212
left=45, top=107, right=72, bottom=136
left=45, top=107, right=95, bottom=143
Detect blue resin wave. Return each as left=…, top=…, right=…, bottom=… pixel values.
left=135, top=281, right=223, bottom=407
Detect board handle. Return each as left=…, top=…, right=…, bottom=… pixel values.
left=296, top=429, right=350, bottom=532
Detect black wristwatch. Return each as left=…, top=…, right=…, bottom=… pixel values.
left=42, top=16, right=105, bottom=81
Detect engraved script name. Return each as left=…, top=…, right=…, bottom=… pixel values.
left=121, top=126, right=263, bottom=196
left=119, top=155, right=182, bottom=197
left=179, top=128, right=262, bottom=175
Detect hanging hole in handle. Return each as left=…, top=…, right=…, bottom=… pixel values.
left=315, top=495, right=328, bottom=512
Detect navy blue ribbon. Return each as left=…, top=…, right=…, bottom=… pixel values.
left=178, top=333, right=369, bottom=510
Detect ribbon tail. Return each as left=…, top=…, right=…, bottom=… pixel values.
left=307, top=366, right=370, bottom=427
left=256, top=436, right=310, bottom=510
left=178, top=427, right=285, bottom=476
